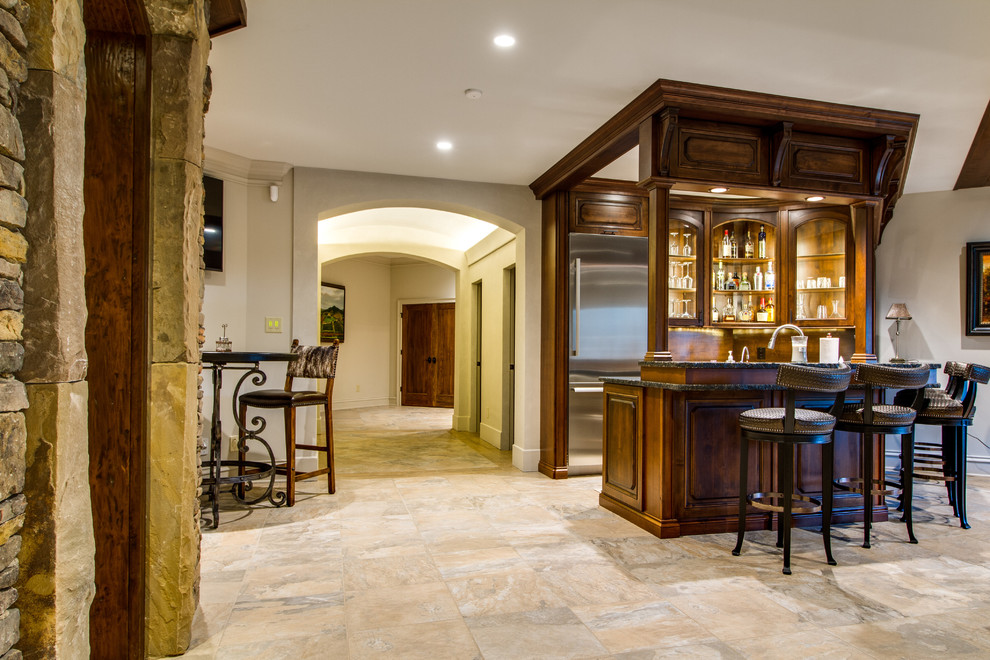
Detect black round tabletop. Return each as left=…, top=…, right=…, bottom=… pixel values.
left=201, top=351, right=298, bottom=364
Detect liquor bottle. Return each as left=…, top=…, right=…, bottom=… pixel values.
left=765, top=261, right=775, bottom=290
left=722, top=229, right=731, bottom=258
left=739, top=270, right=751, bottom=290
left=766, top=297, right=775, bottom=323
left=730, top=231, right=738, bottom=258
left=754, top=266, right=764, bottom=291
left=758, top=225, right=767, bottom=258
left=744, top=230, right=754, bottom=258
left=723, top=300, right=735, bottom=322
left=711, top=296, right=719, bottom=323
left=757, top=297, right=768, bottom=322
left=732, top=272, right=740, bottom=289
left=716, top=261, right=725, bottom=290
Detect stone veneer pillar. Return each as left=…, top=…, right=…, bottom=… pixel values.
left=144, top=1, right=210, bottom=655
left=17, top=0, right=95, bottom=657
left=13, top=0, right=211, bottom=656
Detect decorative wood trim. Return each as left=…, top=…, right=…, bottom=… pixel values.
left=658, top=107, right=679, bottom=177
left=530, top=79, right=919, bottom=201
left=208, top=0, right=247, bottom=36
left=771, top=122, right=793, bottom=186
left=645, top=183, right=671, bottom=358
left=872, top=136, right=907, bottom=243
left=540, top=193, right=570, bottom=478
left=955, top=97, right=990, bottom=190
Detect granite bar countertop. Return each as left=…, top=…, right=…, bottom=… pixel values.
left=639, top=361, right=843, bottom=369
left=602, top=376, right=781, bottom=391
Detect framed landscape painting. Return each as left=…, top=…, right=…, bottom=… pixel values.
left=966, top=242, right=990, bottom=336
left=320, top=283, right=345, bottom=343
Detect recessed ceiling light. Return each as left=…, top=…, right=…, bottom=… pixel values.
left=464, top=88, right=483, bottom=100
left=806, top=195, right=825, bottom=202
left=494, top=34, right=516, bottom=48
left=709, top=186, right=728, bottom=194
left=436, top=141, right=453, bottom=151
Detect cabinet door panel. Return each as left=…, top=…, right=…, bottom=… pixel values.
left=676, top=393, right=773, bottom=519
left=603, top=386, right=643, bottom=509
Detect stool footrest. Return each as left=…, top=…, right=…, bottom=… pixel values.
left=747, top=491, right=822, bottom=514
left=834, top=477, right=897, bottom=497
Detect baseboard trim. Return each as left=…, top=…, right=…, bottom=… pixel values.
left=513, top=445, right=540, bottom=472
left=332, top=397, right=391, bottom=411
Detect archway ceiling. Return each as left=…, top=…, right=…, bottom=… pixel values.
left=319, top=207, right=509, bottom=257
left=206, top=0, right=990, bottom=195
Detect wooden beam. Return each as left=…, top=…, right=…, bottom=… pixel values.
left=954, top=97, right=990, bottom=190
left=208, top=0, right=247, bottom=37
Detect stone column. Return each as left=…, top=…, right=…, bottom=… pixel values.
left=144, top=1, right=210, bottom=655
left=17, top=0, right=96, bottom=657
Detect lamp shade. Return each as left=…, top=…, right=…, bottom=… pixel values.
left=885, top=303, right=912, bottom=320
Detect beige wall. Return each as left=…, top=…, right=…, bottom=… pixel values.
left=877, top=187, right=990, bottom=474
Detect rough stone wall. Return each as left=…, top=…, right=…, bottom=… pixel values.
left=17, top=0, right=95, bottom=657
left=144, top=1, right=210, bottom=655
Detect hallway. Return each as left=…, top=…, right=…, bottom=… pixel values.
left=185, top=407, right=990, bottom=658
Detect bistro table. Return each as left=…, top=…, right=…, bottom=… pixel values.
left=201, top=351, right=298, bottom=528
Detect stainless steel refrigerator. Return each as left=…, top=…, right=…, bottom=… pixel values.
left=568, top=233, right=649, bottom=475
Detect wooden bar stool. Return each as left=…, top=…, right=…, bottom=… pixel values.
left=733, top=363, right=852, bottom=575
left=238, top=339, right=339, bottom=506
left=900, top=361, right=989, bottom=529
left=834, top=363, right=930, bottom=547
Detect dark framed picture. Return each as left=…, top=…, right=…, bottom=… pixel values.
left=320, top=283, right=345, bottom=343
left=966, top=241, right=990, bottom=336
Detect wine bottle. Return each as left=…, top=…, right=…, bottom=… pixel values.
left=754, top=266, right=763, bottom=291
left=765, top=261, right=775, bottom=290
left=744, top=230, right=754, bottom=258
left=722, top=229, right=730, bottom=258
left=758, top=225, right=767, bottom=258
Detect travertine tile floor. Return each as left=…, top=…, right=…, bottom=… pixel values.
left=184, top=406, right=990, bottom=659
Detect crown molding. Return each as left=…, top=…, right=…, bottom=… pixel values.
left=203, top=146, right=292, bottom=186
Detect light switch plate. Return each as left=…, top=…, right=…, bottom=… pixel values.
left=265, top=316, right=282, bottom=333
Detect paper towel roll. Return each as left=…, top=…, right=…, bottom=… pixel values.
left=819, top=335, right=840, bottom=363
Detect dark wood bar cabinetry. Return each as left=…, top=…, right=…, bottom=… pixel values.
left=531, top=79, right=921, bottom=538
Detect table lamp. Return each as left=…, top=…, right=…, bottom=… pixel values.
left=885, top=303, right=911, bottom=362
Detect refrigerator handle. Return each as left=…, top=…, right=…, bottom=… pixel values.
left=571, top=257, right=581, bottom=356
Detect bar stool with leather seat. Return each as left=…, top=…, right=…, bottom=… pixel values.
left=899, top=361, right=989, bottom=529
left=833, top=363, right=930, bottom=547
left=238, top=339, right=339, bottom=506
left=733, top=363, right=852, bottom=575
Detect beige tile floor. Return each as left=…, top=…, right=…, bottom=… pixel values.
left=184, top=406, right=990, bottom=659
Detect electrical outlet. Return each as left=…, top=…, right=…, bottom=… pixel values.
left=228, top=435, right=239, bottom=453
left=355, top=384, right=360, bottom=392
left=757, top=346, right=767, bottom=361
left=265, top=316, right=282, bottom=333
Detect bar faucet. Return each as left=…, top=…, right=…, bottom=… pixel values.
left=740, top=346, right=749, bottom=362
left=768, top=324, right=808, bottom=363
left=767, top=324, right=804, bottom=348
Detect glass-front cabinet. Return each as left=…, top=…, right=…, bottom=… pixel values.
left=790, top=208, right=852, bottom=326
left=667, top=209, right=703, bottom=324
left=710, top=213, right=778, bottom=325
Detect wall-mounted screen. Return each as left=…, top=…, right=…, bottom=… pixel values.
left=203, top=174, right=223, bottom=272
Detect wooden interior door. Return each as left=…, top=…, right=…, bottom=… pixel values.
left=401, top=303, right=455, bottom=408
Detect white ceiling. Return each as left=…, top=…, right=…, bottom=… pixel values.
left=205, top=0, right=990, bottom=195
